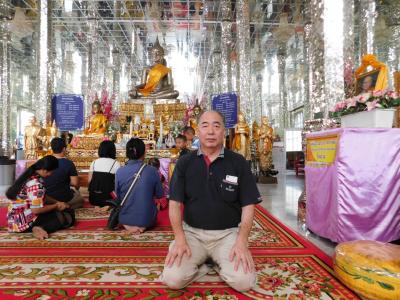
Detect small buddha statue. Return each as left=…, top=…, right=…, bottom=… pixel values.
left=259, top=116, right=274, bottom=172
left=129, top=37, right=179, bottom=99
left=232, top=112, right=251, bottom=160
left=24, top=116, right=44, bottom=159
left=189, top=104, right=202, bottom=134
left=84, top=101, right=108, bottom=135
left=138, top=123, right=150, bottom=140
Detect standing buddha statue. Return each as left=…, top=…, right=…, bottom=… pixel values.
left=232, top=112, right=251, bottom=160
left=252, top=120, right=260, bottom=154
left=84, top=101, right=108, bottom=135
left=24, top=116, right=44, bottom=159
left=129, top=37, right=179, bottom=99
left=259, top=116, right=274, bottom=172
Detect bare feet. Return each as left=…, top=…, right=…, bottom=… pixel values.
left=32, top=226, right=49, bottom=240
left=95, top=206, right=110, bottom=212
left=123, top=225, right=145, bottom=234
left=100, top=206, right=110, bottom=212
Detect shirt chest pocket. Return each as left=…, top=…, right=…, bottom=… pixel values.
left=220, top=179, right=239, bottom=203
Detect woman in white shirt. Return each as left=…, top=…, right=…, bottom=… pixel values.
left=88, top=141, right=120, bottom=210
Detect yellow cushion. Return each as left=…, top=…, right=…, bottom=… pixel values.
left=334, top=240, right=400, bottom=300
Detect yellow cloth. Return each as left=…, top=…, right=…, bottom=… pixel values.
left=139, top=64, right=171, bottom=96
left=355, top=54, right=389, bottom=91
left=334, top=240, right=400, bottom=300
left=86, top=114, right=107, bottom=134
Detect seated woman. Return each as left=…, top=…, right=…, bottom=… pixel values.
left=6, top=155, right=75, bottom=240
left=115, top=138, right=163, bottom=234
left=148, top=157, right=168, bottom=210
left=88, top=140, right=121, bottom=211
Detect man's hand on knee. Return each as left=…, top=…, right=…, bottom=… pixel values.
left=165, top=239, right=192, bottom=268
left=229, top=241, right=254, bottom=274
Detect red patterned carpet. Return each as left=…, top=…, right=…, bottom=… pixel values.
left=0, top=204, right=359, bottom=299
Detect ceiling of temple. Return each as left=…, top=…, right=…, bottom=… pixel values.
left=5, top=0, right=399, bottom=98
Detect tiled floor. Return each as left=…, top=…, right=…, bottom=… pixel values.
left=258, top=171, right=337, bottom=257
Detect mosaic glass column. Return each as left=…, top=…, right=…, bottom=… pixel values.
left=387, top=3, right=400, bottom=88
left=87, top=1, right=99, bottom=116
left=81, top=51, right=88, bottom=101
left=37, top=0, right=54, bottom=126
left=277, top=47, right=288, bottom=130
left=212, top=47, right=222, bottom=95
left=0, top=0, right=11, bottom=155
left=307, top=0, right=354, bottom=118
left=359, top=0, right=376, bottom=56
left=303, top=23, right=311, bottom=121
left=220, top=0, right=232, bottom=93
left=112, top=48, right=120, bottom=104
left=236, top=0, right=251, bottom=121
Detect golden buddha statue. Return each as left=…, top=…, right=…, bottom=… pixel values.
left=138, top=123, right=150, bottom=140
left=259, top=116, right=274, bottom=172
left=44, top=120, right=58, bottom=150
left=252, top=120, right=260, bottom=154
left=24, top=116, right=44, bottom=159
left=232, top=112, right=251, bottom=160
left=129, top=37, right=179, bottom=99
left=189, top=104, right=202, bottom=134
left=84, top=101, right=108, bottom=135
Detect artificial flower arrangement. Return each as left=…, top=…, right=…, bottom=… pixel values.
left=330, top=89, right=400, bottom=118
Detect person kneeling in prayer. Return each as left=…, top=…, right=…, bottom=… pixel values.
left=115, top=138, right=163, bottom=234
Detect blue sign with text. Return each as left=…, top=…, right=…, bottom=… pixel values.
left=52, top=94, right=84, bottom=131
left=211, top=92, right=238, bottom=128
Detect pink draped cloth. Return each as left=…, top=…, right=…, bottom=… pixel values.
left=305, top=128, right=400, bottom=243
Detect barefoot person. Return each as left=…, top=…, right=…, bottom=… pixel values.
left=6, top=156, right=74, bottom=240
left=115, top=138, right=163, bottom=234
left=162, top=111, right=262, bottom=291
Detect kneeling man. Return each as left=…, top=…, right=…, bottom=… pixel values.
left=162, top=110, right=261, bottom=292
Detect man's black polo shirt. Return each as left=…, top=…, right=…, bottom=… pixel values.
left=169, top=147, right=261, bottom=230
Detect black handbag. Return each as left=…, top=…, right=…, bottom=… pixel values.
left=107, top=163, right=146, bottom=230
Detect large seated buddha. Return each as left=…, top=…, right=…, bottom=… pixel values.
left=129, top=37, right=179, bottom=100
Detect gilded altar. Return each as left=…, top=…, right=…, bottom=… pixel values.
left=66, top=148, right=172, bottom=170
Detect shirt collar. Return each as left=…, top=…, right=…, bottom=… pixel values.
left=127, top=159, right=143, bottom=165
left=197, top=146, right=225, bottom=158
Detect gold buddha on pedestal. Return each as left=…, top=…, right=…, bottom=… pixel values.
left=129, top=37, right=179, bottom=100
left=84, top=101, right=108, bottom=135
left=259, top=116, right=274, bottom=172
left=232, top=112, right=251, bottom=161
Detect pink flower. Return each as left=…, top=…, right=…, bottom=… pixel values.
left=366, top=100, right=381, bottom=111
left=355, top=94, right=368, bottom=103
left=387, top=90, right=398, bottom=98
left=372, top=89, right=387, bottom=97
left=346, top=97, right=357, bottom=108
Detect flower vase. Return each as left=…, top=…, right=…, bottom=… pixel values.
left=341, top=109, right=396, bottom=128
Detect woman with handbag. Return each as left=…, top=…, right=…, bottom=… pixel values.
left=115, top=138, right=163, bottom=234
left=6, top=155, right=75, bottom=240
left=88, top=140, right=120, bottom=211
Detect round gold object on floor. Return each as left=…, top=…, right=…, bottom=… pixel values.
left=334, top=240, right=400, bottom=300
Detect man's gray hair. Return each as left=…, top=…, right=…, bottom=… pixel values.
left=198, top=110, right=226, bottom=127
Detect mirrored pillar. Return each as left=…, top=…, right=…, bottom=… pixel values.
left=220, top=0, right=232, bottom=93
left=37, top=0, right=54, bottom=126
left=236, top=0, right=251, bottom=121
left=0, top=0, right=11, bottom=155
